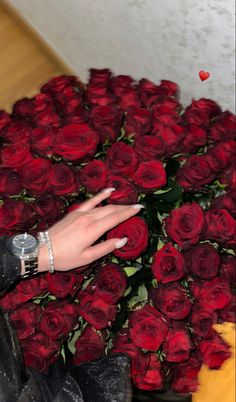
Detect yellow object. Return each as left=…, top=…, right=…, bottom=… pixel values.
left=194, top=323, right=235, bottom=402
left=0, top=4, right=235, bottom=402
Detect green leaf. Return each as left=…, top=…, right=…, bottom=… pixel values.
left=157, top=239, right=165, bottom=251
left=60, top=345, right=66, bottom=363
left=68, top=328, right=82, bottom=355
left=124, top=286, right=132, bottom=297
left=128, top=284, right=148, bottom=309
left=81, top=276, right=94, bottom=291
left=123, top=266, right=139, bottom=277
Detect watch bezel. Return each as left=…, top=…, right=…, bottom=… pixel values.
left=8, top=233, right=39, bottom=257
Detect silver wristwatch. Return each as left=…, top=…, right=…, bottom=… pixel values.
left=7, top=233, right=40, bottom=279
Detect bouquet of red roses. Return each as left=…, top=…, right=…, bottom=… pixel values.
left=0, top=70, right=235, bottom=396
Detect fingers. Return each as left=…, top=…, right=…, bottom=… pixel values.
left=81, top=237, right=128, bottom=263
left=87, top=204, right=144, bottom=243
left=75, top=188, right=116, bottom=212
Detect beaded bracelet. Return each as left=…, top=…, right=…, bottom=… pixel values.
left=37, top=231, right=55, bottom=274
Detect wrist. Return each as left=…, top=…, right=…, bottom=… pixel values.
left=38, top=245, right=50, bottom=273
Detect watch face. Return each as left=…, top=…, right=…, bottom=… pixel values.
left=12, top=234, right=37, bottom=254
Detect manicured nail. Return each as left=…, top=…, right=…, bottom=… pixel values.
left=132, top=204, right=145, bottom=210
left=101, top=187, right=116, bottom=194
left=115, top=237, right=128, bottom=248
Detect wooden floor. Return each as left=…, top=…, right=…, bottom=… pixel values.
left=0, top=2, right=70, bottom=111
left=0, top=4, right=235, bottom=402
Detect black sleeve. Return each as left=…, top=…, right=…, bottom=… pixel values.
left=0, top=236, right=21, bottom=292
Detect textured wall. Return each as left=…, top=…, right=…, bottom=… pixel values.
left=8, top=0, right=235, bottom=111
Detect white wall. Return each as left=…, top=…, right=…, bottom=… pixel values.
left=7, top=0, right=235, bottom=112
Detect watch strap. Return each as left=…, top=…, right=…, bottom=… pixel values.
left=21, top=256, right=38, bottom=279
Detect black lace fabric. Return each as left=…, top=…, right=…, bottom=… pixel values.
left=0, top=236, right=21, bottom=293
left=0, top=236, right=132, bottom=402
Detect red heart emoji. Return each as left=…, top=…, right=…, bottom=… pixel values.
left=199, top=70, right=210, bottom=81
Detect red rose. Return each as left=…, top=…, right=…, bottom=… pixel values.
left=93, top=263, right=127, bottom=304
left=78, top=293, right=117, bottom=329
left=220, top=295, right=236, bottom=323
left=32, top=107, right=60, bottom=128
left=132, top=160, right=166, bottom=192
left=183, top=243, right=220, bottom=279
left=12, top=97, right=33, bottom=117
left=86, top=82, right=115, bottom=107
left=110, top=75, right=134, bottom=96
left=119, top=89, right=141, bottom=110
left=219, top=164, right=236, bottom=190
left=186, top=98, right=221, bottom=119
left=107, top=216, right=149, bottom=260
left=89, top=68, right=112, bottom=85
left=105, top=142, right=139, bottom=176
left=180, top=124, right=207, bottom=154
left=46, top=271, right=83, bottom=298
left=73, top=326, right=105, bottom=365
left=220, top=255, right=236, bottom=283
left=197, top=276, right=232, bottom=311
left=164, top=202, right=205, bottom=249
left=10, top=303, right=41, bottom=340
left=199, top=332, right=231, bottom=369
left=209, top=111, right=236, bottom=141
left=112, top=337, right=149, bottom=385
left=211, top=192, right=236, bottom=218
left=0, top=276, right=44, bottom=312
left=30, top=127, right=55, bottom=156
left=34, top=194, right=64, bottom=224
left=152, top=96, right=181, bottom=113
left=139, top=78, right=166, bottom=108
left=206, top=140, right=236, bottom=172
left=190, top=305, right=217, bottom=338
left=176, top=155, right=216, bottom=191
left=0, top=199, right=35, bottom=231
left=152, top=243, right=185, bottom=284
left=0, top=110, right=11, bottom=131
left=22, top=332, right=60, bottom=372
left=54, top=123, right=99, bottom=161
left=182, top=109, right=210, bottom=127
left=134, top=135, right=164, bottom=161
left=2, top=121, right=31, bottom=143
left=41, top=75, right=80, bottom=95
left=32, top=92, right=54, bottom=113
left=163, top=329, right=192, bottom=362
left=203, top=208, right=236, bottom=246
left=19, top=158, right=52, bottom=195
left=151, top=283, right=192, bottom=320
left=0, top=143, right=33, bottom=169
left=80, top=160, right=108, bottom=193
left=171, top=355, right=202, bottom=393
left=152, top=109, right=180, bottom=129
left=89, top=105, right=123, bottom=143
left=105, top=174, right=138, bottom=205
left=38, top=301, right=79, bottom=339
left=159, top=80, right=179, bottom=98
left=133, top=353, right=163, bottom=391
left=152, top=125, right=185, bottom=158
left=125, top=107, right=153, bottom=137
left=129, top=305, right=168, bottom=351
left=0, top=168, right=22, bottom=195
left=54, top=89, right=82, bottom=115
left=48, top=163, right=79, bottom=196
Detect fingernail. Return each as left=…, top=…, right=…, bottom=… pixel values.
left=132, top=204, right=145, bottom=210
left=101, top=187, right=116, bottom=194
left=115, top=237, right=128, bottom=248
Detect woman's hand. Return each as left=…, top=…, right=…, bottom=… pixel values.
left=37, top=188, right=144, bottom=272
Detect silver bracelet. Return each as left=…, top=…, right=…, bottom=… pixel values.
left=37, top=231, right=55, bottom=274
